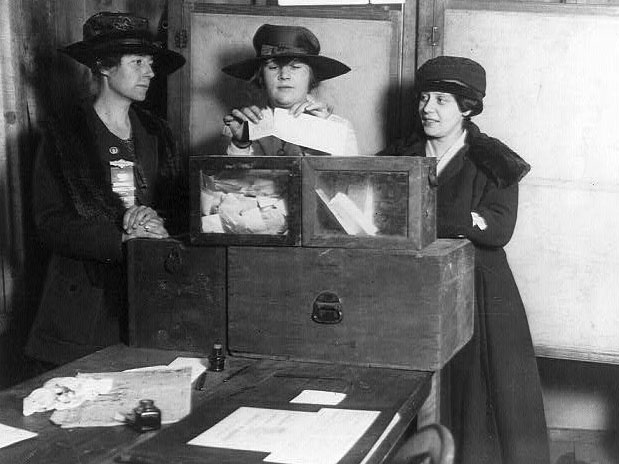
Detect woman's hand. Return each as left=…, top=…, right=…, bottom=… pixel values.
left=223, top=106, right=263, bottom=145
left=122, top=205, right=169, bottom=239
left=290, top=96, right=333, bottom=119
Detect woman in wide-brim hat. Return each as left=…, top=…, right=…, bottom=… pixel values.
left=26, top=12, right=187, bottom=367
left=222, top=23, right=359, bottom=157
left=379, top=56, right=550, bottom=464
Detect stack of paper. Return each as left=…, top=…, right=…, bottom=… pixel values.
left=316, top=188, right=378, bottom=236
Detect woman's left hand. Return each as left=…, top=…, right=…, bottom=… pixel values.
left=290, top=96, right=333, bottom=119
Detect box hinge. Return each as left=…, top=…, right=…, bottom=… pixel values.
left=174, top=29, right=188, bottom=49
left=428, top=26, right=441, bottom=47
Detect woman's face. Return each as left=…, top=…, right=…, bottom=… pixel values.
left=102, top=54, right=155, bottom=102
left=418, top=91, right=468, bottom=140
left=262, top=58, right=312, bottom=109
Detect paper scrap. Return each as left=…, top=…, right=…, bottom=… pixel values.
left=289, top=390, right=346, bottom=406
left=0, top=423, right=37, bottom=449
left=278, top=0, right=367, bottom=5
left=167, top=357, right=208, bottom=383
left=248, top=108, right=348, bottom=156
left=23, top=376, right=113, bottom=416
left=123, top=357, right=208, bottom=384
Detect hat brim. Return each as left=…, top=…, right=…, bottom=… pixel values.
left=60, top=41, right=186, bottom=76
left=222, top=54, right=350, bottom=81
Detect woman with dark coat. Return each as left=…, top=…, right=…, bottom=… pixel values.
left=25, top=12, right=187, bottom=366
left=379, top=56, right=550, bottom=464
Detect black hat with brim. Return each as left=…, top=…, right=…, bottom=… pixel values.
left=221, top=24, right=350, bottom=82
left=60, top=12, right=185, bottom=75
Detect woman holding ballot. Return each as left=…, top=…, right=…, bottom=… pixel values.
left=221, top=23, right=358, bottom=156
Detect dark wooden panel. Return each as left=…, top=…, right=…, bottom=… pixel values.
left=228, top=239, right=474, bottom=371
left=127, top=238, right=226, bottom=355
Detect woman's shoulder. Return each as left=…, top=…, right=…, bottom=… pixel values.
left=465, top=122, right=531, bottom=188
left=375, top=131, right=426, bottom=157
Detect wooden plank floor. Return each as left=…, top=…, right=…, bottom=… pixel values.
left=549, top=429, right=619, bottom=464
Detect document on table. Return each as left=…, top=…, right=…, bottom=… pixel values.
left=0, top=423, right=37, bottom=449
left=248, top=108, right=348, bottom=156
left=188, top=406, right=380, bottom=464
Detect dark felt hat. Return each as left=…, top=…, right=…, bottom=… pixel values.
left=60, top=12, right=185, bottom=75
left=222, top=24, right=350, bottom=82
left=415, top=56, right=486, bottom=115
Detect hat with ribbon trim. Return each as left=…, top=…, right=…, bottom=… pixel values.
left=60, top=12, right=185, bottom=75
left=222, top=24, right=350, bottom=81
left=415, top=56, right=486, bottom=116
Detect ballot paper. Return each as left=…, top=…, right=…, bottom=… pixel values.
left=248, top=108, right=347, bottom=156
left=188, top=406, right=380, bottom=464
left=0, top=423, right=37, bottom=449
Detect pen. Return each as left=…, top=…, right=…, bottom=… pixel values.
left=114, top=452, right=158, bottom=464
left=195, top=371, right=207, bottom=391
left=223, top=364, right=250, bottom=382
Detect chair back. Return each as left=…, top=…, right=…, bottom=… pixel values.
left=388, top=423, right=455, bottom=464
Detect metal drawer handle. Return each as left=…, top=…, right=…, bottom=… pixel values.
left=312, top=292, right=343, bottom=324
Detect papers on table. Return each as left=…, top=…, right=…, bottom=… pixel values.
left=22, top=357, right=205, bottom=429
left=0, top=423, right=37, bottom=449
left=188, top=406, right=380, bottom=464
left=248, top=108, right=348, bottom=156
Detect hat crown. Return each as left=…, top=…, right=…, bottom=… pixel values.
left=83, top=12, right=151, bottom=42
left=416, top=56, right=486, bottom=96
left=253, top=24, right=321, bottom=58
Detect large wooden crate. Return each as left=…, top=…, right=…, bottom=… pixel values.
left=227, top=239, right=474, bottom=371
left=127, top=239, right=226, bottom=354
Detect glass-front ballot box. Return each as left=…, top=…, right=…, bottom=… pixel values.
left=190, top=156, right=436, bottom=250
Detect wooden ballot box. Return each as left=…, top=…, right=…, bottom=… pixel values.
left=130, top=156, right=474, bottom=372
left=228, top=241, right=473, bottom=371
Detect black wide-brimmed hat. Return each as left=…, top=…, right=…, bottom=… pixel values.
left=415, top=56, right=486, bottom=116
left=222, top=24, right=350, bottom=82
left=60, top=12, right=185, bottom=75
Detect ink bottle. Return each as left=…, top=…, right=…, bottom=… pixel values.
left=131, top=399, right=161, bottom=432
left=209, top=343, right=225, bottom=372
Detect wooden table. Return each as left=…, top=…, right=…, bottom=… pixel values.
left=0, top=344, right=432, bottom=464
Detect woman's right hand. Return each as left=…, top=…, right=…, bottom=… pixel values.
left=223, top=106, right=263, bottom=144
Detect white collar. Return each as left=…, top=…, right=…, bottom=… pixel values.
left=425, top=130, right=467, bottom=176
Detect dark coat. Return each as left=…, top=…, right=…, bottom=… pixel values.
left=380, top=122, right=549, bottom=464
left=26, top=103, right=186, bottom=365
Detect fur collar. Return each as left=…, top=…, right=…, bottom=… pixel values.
left=378, top=122, right=530, bottom=188
left=46, top=101, right=174, bottom=224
